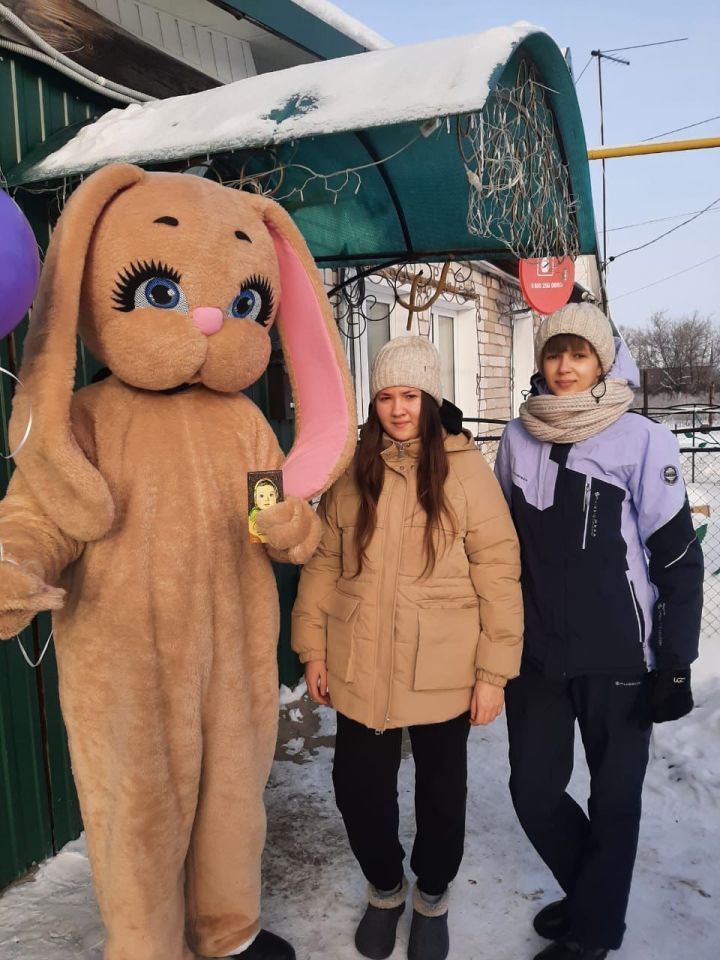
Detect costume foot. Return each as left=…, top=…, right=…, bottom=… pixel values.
left=232, top=930, right=296, bottom=960
left=533, top=898, right=570, bottom=940
left=533, top=940, right=608, bottom=960
left=407, top=886, right=449, bottom=960
left=355, top=879, right=407, bottom=959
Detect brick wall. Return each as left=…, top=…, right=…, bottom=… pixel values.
left=475, top=272, right=518, bottom=430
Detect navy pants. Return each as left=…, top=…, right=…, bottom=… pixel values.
left=332, top=711, right=470, bottom=897
left=505, top=666, right=652, bottom=950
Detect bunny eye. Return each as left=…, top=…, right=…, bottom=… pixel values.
left=231, top=289, right=262, bottom=320
left=228, top=276, right=274, bottom=327
left=137, top=276, right=186, bottom=311
left=112, top=260, right=187, bottom=313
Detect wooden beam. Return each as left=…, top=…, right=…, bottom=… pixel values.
left=1, top=0, right=220, bottom=99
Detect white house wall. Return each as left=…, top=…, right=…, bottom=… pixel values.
left=80, top=0, right=257, bottom=82
left=512, top=309, right=535, bottom=415
left=455, top=305, right=481, bottom=423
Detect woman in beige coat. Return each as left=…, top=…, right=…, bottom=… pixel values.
left=292, top=336, right=523, bottom=960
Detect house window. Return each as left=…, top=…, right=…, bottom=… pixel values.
left=436, top=313, right=455, bottom=403
left=366, top=301, right=391, bottom=371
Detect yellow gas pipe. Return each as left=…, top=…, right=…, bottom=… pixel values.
left=588, top=136, right=720, bottom=160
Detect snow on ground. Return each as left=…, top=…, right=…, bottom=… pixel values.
left=1, top=653, right=718, bottom=960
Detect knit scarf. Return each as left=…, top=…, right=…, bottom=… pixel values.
left=519, top=379, right=635, bottom=444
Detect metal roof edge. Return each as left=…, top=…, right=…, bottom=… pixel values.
left=212, top=0, right=384, bottom=59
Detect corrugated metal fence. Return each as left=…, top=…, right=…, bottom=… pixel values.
left=0, top=48, right=108, bottom=889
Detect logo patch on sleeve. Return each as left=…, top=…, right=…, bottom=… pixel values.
left=662, top=465, right=679, bottom=485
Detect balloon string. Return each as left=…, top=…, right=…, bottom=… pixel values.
left=15, top=630, right=54, bottom=669
left=1, top=545, right=54, bottom=668
left=0, top=365, right=32, bottom=459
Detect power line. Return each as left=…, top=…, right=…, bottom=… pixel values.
left=609, top=196, right=720, bottom=262
left=610, top=252, right=720, bottom=303
left=603, top=37, right=688, bottom=53
left=574, top=57, right=593, bottom=84
left=642, top=114, right=720, bottom=142
left=609, top=207, right=720, bottom=232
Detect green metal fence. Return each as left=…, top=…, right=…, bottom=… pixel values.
left=0, top=50, right=108, bottom=889
left=0, top=48, right=303, bottom=888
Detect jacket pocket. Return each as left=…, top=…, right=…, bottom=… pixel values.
left=318, top=590, right=361, bottom=683
left=413, top=603, right=479, bottom=691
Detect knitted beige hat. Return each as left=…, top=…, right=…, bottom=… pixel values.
left=534, top=302, right=616, bottom=374
left=370, top=335, right=443, bottom=406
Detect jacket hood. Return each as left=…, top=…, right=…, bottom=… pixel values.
left=439, top=398, right=464, bottom=434
left=608, top=336, right=640, bottom=387
left=445, top=430, right=477, bottom=452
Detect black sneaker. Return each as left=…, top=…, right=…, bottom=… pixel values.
left=533, top=899, right=571, bottom=940
left=407, top=885, right=449, bottom=960
left=232, top=930, right=296, bottom=960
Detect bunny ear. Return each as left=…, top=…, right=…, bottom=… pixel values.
left=9, top=163, right=145, bottom=541
left=249, top=195, right=357, bottom=499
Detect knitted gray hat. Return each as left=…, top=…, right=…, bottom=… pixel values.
left=534, top=302, right=616, bottom=375
left=370, top=335, right=443, bottom=406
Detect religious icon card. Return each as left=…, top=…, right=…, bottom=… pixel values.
left=248, top=469, right=284, bottom=543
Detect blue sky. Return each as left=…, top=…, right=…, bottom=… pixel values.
left=337, top=1, right=720, bottom=329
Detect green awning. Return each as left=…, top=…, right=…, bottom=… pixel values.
left=7, top=26, right=597, bottom=267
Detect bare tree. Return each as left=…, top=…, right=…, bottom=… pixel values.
left=621, top=312, right=720, bottom=394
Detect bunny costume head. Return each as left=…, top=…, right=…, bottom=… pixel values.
left=11, top=163, right=355, bottom=540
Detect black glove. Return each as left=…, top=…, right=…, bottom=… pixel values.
left=651, top=667, right=693, bottom=723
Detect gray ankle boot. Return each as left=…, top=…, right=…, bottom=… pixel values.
left=355, top=878, right=408, bottom=959
left=407, top=885, right=449, bottom=960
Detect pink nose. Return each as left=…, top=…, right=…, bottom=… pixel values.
left=192, top=307, right=224, bottom=336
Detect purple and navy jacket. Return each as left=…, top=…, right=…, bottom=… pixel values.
left=495, top=340, right=703, bottom=678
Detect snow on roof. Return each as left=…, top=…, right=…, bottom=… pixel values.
left=290, top=0, right=393, bottom=50
left=21, top=23, right=542, bottom=183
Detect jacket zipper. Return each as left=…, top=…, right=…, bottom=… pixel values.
left=376, top=461, right=410, bottom=733
left=581, top=476, right=592, bottom=550
left=627, top=577, right=644, bottom=647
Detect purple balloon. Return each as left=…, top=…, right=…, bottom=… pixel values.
left=0, top=189, right=40, bottom=339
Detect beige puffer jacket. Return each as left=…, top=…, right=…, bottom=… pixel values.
left=291, top=432, right=523, bottom=730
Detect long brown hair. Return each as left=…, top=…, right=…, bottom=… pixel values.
left=353, top=392, right=454, bottom=576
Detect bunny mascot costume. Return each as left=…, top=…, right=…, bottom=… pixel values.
left=0, top=164, right=357, bottom=960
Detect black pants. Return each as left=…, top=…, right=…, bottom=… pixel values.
left=332, top=711, right=470, bottom=897
left=505, top=666, right=652, bottom=950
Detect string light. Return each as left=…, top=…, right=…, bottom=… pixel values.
left=459, top=60, right=579, bottom=260
left=222, top=128, right=425, bottom=205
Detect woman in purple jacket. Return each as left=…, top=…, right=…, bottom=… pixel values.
left=495, top=303, right=703, bottom=960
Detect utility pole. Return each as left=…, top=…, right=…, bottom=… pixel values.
left=590, top=49, right=629, bottom=312
left=586, top=37, right=686, bottom=314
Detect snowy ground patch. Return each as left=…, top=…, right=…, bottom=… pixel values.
left=1, top=659, right=718, bottom=959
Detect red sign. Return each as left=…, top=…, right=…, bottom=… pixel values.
left=519, top=257, right=575, bottom=314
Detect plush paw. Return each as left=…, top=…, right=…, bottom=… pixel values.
left=0, top=558, right=65, bottom=639
left=254, top=496, right=322, bottom=565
